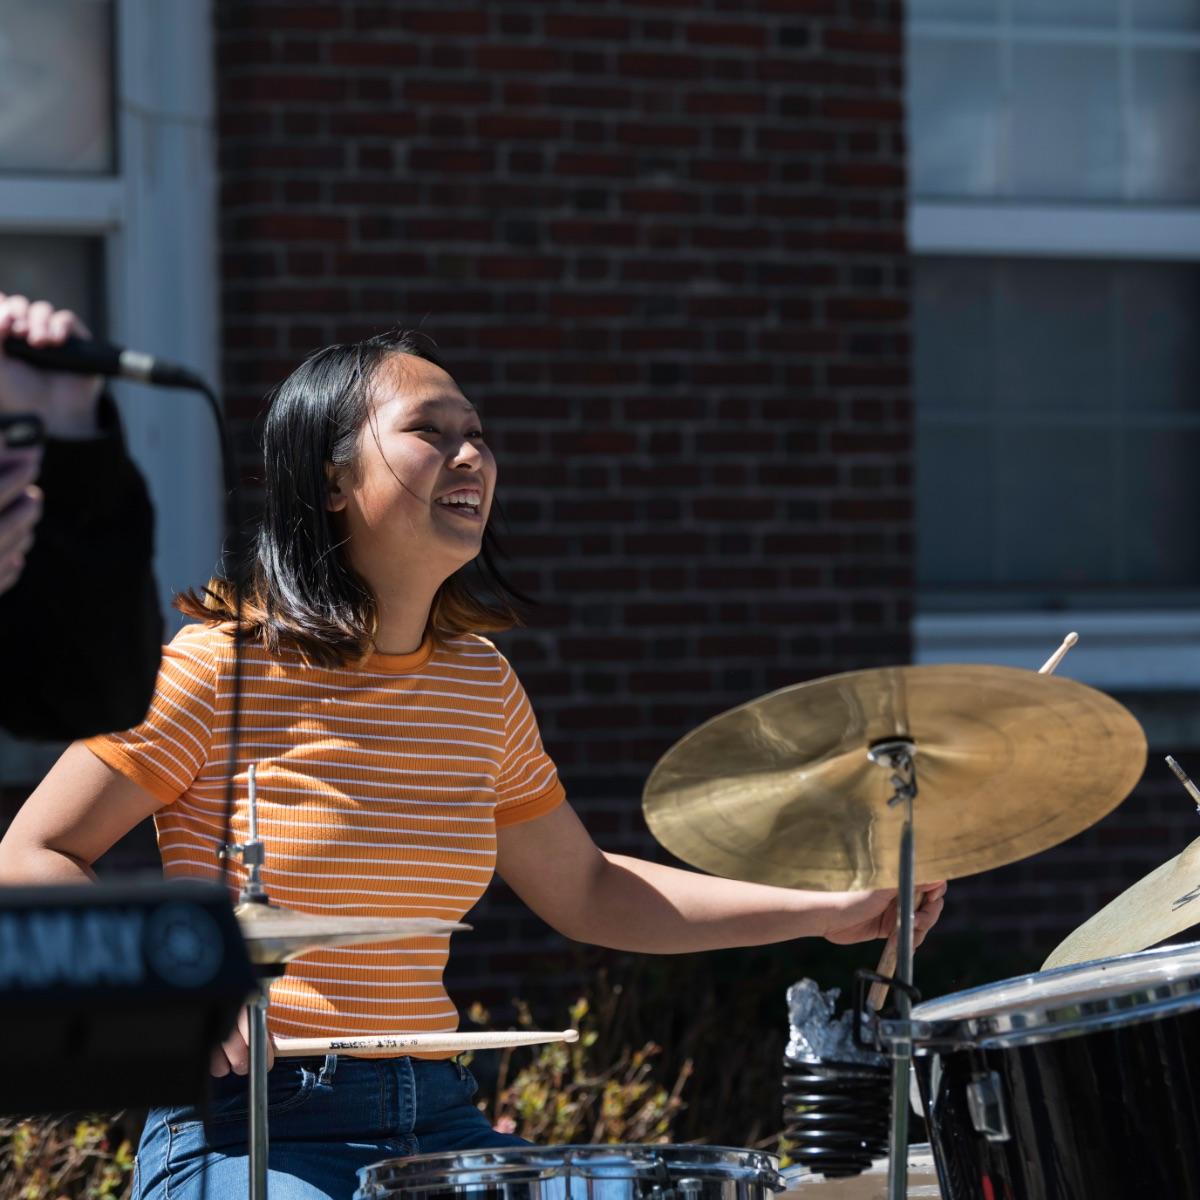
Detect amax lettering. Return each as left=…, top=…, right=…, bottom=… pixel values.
left=0, top=909, right=145, bottom=987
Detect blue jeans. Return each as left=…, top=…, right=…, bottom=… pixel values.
left=133, top=1055, right=527, bottom=1199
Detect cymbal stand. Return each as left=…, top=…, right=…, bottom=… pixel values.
left=219, top=762, right=275, bottom=1200
left=866, top=740, right=918, bottom=1200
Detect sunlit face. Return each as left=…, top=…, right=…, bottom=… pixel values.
left=326, top=353, right=496, bottom=589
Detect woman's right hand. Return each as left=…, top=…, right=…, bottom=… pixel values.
left=211, top=1005, right=277, bottom=1077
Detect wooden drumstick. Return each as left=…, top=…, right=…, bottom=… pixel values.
left=867, top=892, right=928, bottom=1013
left=1038, top=631, right=1078, bottom=676
left=274, top=1028, right=579, bottom=1059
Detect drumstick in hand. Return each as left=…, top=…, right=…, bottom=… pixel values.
left=275, top=1028, right=579, bottom=1059
left=867, top=892, right=929, bottom=1013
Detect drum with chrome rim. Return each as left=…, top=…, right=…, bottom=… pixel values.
left=910, top=941, right=1200, bottom=1199
left=355, top=1144, right=785, bottom=1200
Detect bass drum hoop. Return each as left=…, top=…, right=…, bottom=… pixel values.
left=910, top=939, right=1200, bottom=1050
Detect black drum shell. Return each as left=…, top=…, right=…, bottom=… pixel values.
left=914, top=1003, right=1200, bottom=1200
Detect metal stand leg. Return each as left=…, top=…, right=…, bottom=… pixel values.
left=887, top=814, right=915, bottom=1200
left=248, top=980, right=271, bottom=1200
left=866, top=739, right=918, bottom=1200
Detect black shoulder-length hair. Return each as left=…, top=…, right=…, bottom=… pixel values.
left=176, top=329, right=526, bottom=666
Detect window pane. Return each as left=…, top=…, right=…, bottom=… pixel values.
left=1010, top=44, right=1123, bottom=200
left=1118, top=265, right=1200, bottom=412
left=909, top=38, right=1002, bottom=197
left=917, top=425, right=995, bottom=586
left=994, top=260, right=1115, bottom=412
left=1133, top=0, right=1200, bottom=31
left=913, top=259, right=996, bottom=411
left=0, top=0, right=114, bottom=173
left=1130, top=49, right=1200, bottom=202
left=916, top=258, right=1200, bottom=602
left=994, top=428, right=1116, bottom=586
left=0, top=234, right=105, bottom=330
left=1125, top=431, right=1200, bottom=586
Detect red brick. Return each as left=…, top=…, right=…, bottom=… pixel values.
left=545, top=14, right=632, bottom=40
left=408, top=148, right=495, bottom=173
left=478, top=255, right=565, bottom=281
left=329, top=40, right=419, bottom=67
left=477, top=115, right=561, bottom=141
left=402, top=9, right=489, bottom=36
left=329, top=112, right=418, bottom=137
left=823, top=26, right=903, bottom=56
left=620, top=188, right=699, bottom=214
left=476, top=46, right=564, bottom=73
left=617, top=52, right=704, bottom=80
left=405, top=80, right=492, bottom=106
left=686, top=21, right=767, bottom=49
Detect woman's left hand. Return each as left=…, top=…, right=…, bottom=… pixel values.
left=822, top=882, right=947, bottom=947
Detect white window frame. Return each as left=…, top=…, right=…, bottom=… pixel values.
left=0, top=0, right=220, bottom=778
left=909, top=18, right=1200, bottom=690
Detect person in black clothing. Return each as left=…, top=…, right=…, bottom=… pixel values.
left=0, top=294, right=161, bottom=740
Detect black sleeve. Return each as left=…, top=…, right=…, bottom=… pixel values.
left=0, top=396, right=163, bottom=740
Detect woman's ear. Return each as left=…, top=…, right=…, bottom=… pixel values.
left=325, top=463, right=349, bottom=513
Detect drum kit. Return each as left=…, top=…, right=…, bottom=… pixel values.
left=222, top=636, right=1200, bottom=1199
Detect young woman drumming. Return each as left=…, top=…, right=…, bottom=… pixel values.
left=0, top=323, right=946, bottom=1199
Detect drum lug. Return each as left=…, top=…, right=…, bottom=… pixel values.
left=966, top=1070, right=1011, bottom=1142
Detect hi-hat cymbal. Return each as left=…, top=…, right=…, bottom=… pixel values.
left=1042, top=837, right=1200, bottom=970
left=235, top=901, right=468, bottom=965
left=643, top=664, right=1146, bottom=890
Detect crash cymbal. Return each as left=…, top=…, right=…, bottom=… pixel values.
left=1042, top=837, right=1200, bottom=970
left=235, top=901, right=468, bottom=965
left=643, top=664, right=1146, bottom=890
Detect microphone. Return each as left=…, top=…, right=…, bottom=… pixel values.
left=2, top=334, right=206, bottom=390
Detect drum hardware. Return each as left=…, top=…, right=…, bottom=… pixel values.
left=644, top=654, right=1146, bottom=1200
left=963, top=1072, right=1008, bottom=1143
left=219, top=762, right=275, bottom=1200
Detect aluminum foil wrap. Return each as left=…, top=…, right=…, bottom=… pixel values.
left=785, top=978, right=886, bottom=1065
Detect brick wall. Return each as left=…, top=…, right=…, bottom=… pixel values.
left=214, top=0, right=912, bottom=997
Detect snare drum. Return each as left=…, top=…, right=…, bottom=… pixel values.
left=355, top=1144, right=785, bottom=1200
left=910, top=941, right=1200, bottom=1199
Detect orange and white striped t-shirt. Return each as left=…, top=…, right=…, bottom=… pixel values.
left=85, top=621, right=564, bottom=1048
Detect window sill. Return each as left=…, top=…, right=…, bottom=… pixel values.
left=914, top=609, right=1200, bottom=691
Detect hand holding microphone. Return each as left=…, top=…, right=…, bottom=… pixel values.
left=0, top=294, right=106, bottom=596
left=0, top=293, right=103, bottom=439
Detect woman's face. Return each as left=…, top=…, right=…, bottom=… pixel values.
left=327, top=353, right=496, bottom=590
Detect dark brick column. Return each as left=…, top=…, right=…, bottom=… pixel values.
left=214, top=0, right=912, bottom=996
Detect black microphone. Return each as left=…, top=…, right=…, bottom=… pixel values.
left=3, top=334, right=206, bottom=390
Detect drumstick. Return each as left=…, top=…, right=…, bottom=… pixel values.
left=1038, top=631, right=1078, bottom=675
left=1166, top=756, right=1200, bottom=810
left=274, top=1028, right=579, bottom=1058
left=867, top=892, right=928, bottom=1013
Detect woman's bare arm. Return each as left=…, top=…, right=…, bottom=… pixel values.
left=496, top=802, right=946, bottom=953
left=0, top=741, right=163, bottom=883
